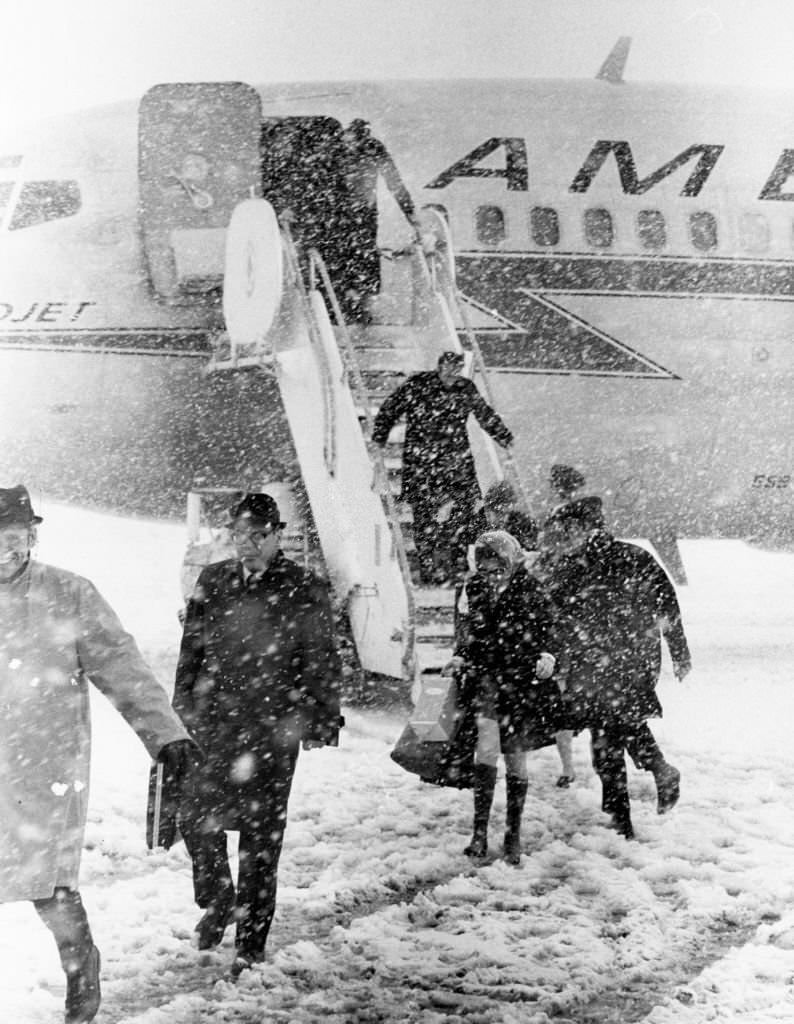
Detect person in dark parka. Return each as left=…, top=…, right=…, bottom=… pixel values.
left=340, top=118, right=419, bottom=322
left=483, top=480, right=579, bottom=788
left=173, top=492, right=344, bottom=979
left=542, top=497, right=692, bottom=839
left=445, top=531, right=563, bottom=865
left=372, top=351, right=514, bottom=585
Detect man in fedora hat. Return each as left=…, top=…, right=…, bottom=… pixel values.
left=0, top=485, right=193, bottom=1023
left=173, top=491, right=344, bottom=979
left=372, top=350, right=514, bottom=586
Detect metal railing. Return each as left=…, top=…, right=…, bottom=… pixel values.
left=305, top=246, right=417, bottom=681
left=280, top=222, right=337, bottom=477
left=423, top=227, right=532, bottom=513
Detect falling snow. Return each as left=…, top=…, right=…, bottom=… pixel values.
left=1, top=503, right=794, bottom=1022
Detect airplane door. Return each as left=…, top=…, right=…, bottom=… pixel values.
left=139, top=82, right=263, bottom=301
left=260, top=116, right=353, bottom=292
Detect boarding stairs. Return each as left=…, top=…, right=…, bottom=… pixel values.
left=204, top=198, right=524, bottom=695
left=134, top=81, right=523, bottom=696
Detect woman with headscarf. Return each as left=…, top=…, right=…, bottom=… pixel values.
left=445, top=530, right=563, bottom=865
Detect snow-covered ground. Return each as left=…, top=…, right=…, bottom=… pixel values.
left=2, top=502, right=794, bottom=1023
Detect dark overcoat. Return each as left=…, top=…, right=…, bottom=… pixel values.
left=454, top=564, right=564, bottom=752
left=546, top=532, right=691, bottom=732
left=341, top=132, right=416, bottom=297
left=173, top=551, right=343, bottom=829
left=371, top=371, right=513, bottom=507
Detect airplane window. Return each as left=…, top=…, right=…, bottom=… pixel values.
left=738, top=212, right=770, bottom=253
left=8, top=180, right=81, bottom=231
left=530, top=207, right=559, bottom=246
left=476, top=205, right=506, bottom=246
left=584, top=208, right=613, bottom=248
left=637, top=210, right=667, bottom=250
left=689, top=211, right=718, bottom=251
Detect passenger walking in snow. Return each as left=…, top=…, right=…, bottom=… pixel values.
left=444, top=531, right=564, bottom=865
left=0, top=485, right=192, bottom=1024
left=340, top=118, right=420, bottom=322
left=540, top=496, right=692, bottom=839
left=483, top=480, right=579, bottom=788
left=173, top=492, right=344, bottom=979
left=372, top=350, right=514, bottom=586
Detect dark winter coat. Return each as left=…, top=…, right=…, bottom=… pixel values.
left=342, top=132, right=415, bottom=220
left=372, top=371, right=513, bottom=507
left=0, top=561, right=188, bottom=902
left=454, top=564, right=564, bottom=752
left=173, top=551, right=343, bottom=829
left=546, top=532, right=691, bottom=732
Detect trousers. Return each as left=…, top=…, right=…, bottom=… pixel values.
left=179, top=744, right=299, bottom=957
left=33, top=887, right=93, bottom=974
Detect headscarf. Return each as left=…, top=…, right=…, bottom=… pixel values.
left=473, top=529, right=524, bottom=569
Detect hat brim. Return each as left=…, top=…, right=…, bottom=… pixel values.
left=0, top=514, right=42, bottom=527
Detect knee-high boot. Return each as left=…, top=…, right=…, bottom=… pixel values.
left=464, top=763, right=497, bottom=858
left=504, top=775, right=528, bottom=865
left=34, top=888, right=101, bottom=1023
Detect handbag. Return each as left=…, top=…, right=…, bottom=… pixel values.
left=390, top=672, right=476, bottom=788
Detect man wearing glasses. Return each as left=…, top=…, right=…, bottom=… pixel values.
left=172, top=492, right=344, bottom=979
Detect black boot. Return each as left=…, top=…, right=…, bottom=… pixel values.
left=504, top=775, right=528, bottom=865
left=464, top=764, right=497, bottom=858
left=195, top=893, right=236, bottom=950
left=34, top=888, right=101, bottom=1023
left=602, top=786, right=635, bottom=840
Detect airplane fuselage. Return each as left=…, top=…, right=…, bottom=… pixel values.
left=1, top=77, right=792, bottom=544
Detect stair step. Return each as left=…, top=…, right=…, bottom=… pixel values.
left=415, top=604, right=455, bottom=625
left=414, top=586, right=458, bottom=608
left=360, top=370, right=408, bottom=396
left=355, top=323, right=420, bottom=349
left=415, top=644, right=455, bottom=672
left=354, top=347, right=420, bottom=374
left=415, top=620, right=455, bottom=640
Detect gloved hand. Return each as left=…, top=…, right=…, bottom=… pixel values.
left=157, top=739, right=195, bottom=790
left=535, top=652, right=556, bottom=680
left=442, top=656, right=464, bottom=678
left=674, top=656, right=692, bottom=682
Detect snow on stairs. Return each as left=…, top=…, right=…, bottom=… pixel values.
left=348, top=323, right=458, bottom=677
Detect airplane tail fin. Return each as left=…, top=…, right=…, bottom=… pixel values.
left=596, top=36, right=632, bottom=84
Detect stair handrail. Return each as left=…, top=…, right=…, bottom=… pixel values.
left=280, top=222, right=337, bottom=477
left=307, top=251, right=374, bottom=436
left=305, top=246, right=417, bottom=682
left=426, top=238, right=532, bottom=513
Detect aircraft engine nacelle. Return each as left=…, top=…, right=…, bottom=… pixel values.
left=138, top=82, right=263, bottom=301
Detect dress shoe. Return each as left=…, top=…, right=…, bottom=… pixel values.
left=195, top=900, right=234, bottom=950
left=65, top=944, right=101, bottom=1024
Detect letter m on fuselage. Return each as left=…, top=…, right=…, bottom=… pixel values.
left=569, top=140, right=724, bottom=196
